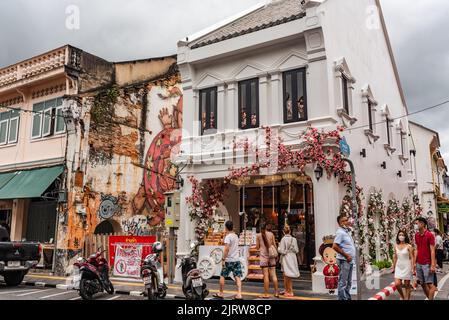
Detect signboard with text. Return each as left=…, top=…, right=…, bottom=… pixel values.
left=109, top=236, right=156, bottom=278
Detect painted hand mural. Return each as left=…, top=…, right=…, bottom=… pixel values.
left=132, top=87, right=183, bottom=227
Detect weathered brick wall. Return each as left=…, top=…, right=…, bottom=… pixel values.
left=55, top=69, right=182, bottom=274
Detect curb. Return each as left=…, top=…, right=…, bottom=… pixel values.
left=368, top=282, right=397, bottom=300
left=22, top=280, right=185, bottom=299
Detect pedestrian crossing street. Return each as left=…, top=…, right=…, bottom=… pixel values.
left=0, top=285, right=140, bottom=301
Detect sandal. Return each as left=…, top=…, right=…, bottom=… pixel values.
left=233, top=296, right=243, bottom=300
left=258, top=295, right=270, bottom=299
left=212, top=293, right=224, bottom=299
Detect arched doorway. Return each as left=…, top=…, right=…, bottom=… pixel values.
left=94, top=220, right=122, bottom=235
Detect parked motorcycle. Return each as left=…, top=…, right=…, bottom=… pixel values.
left=140, top=242, right=167, bottom=300
left=180, top=243, right=209, bottom=300
left=73, top=249, right=114, bottom=300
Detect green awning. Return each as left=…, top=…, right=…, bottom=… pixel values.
left=0, top=172, right=16, bottom=190
left=0, top=166, right=64, bottom=200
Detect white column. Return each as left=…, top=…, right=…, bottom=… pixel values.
left=217, top=84, right=225, bottom=133
left=225, top=82, right=237, bottom=132
left=259, top=75, right=269, bottom=127
left=311, top=175, right=341, bottom=293
left=174, top=177, right=195, bottom=283
left=269, top=72, right=282, bottom=126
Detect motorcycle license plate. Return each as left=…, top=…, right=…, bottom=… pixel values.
left=192, top=278, right=203, bottom=288
left=73, top=275, right=81, bottom=289
left=144, top=277, right=151, bottom=285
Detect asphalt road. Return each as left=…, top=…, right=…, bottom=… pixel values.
left=0, top=284, right=155, bottom=301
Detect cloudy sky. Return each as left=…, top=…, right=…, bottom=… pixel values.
left=0, top=0, right=448, bottom=162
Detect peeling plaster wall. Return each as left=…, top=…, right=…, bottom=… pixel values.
left=55, top=60, right=181, bottom=274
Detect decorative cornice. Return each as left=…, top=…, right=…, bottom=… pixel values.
left=0, top=96, right=23, bottom=107
left=32, top=83, right=66, bottom=99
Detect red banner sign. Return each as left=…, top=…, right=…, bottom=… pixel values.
left=108, top=236, right=156, bottom=275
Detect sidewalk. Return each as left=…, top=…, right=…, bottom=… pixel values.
left=361, top=269, right=449, bottom=300
left=21, top=272, right=331, bottom=300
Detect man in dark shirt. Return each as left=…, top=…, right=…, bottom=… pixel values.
left=414, top=217, right=437, bottom=300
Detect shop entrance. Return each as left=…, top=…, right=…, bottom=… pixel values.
left=241, top=181, right=315, bottom=269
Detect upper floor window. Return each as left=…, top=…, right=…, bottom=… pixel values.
left=32, top=97, right=65, bottom=140
left=238, top=78, right=259, bottom=130
left=283, top=68, right=307, bottom=123
left=400, top=131, right=406, bottom=156
left=199, top=87, right=217, bottom=135
left=0, top=109, right=20, bottom=145
left=342, top=75, right=350, bottom=115
left=368, top=100, right=375, bottom=132
left=385, top=116, right=392, bottom=146
left=335, top=58, right=356, bottom=126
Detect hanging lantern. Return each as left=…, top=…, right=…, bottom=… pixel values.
left=267, top=175, right=282, bottom=219
left=231, top=176, right=251, bottom=245
left=282, top=173, right=297, bottom=221
left=254, top=178, right=268, bottom=217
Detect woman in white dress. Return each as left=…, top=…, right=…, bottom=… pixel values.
left=278, top=225, right=300, bottom=297
left=393, top=230, right=415, bottom=300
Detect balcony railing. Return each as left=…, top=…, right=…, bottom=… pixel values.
left=0, top=46, right=82, bottom=87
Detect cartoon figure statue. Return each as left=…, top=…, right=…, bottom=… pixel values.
left=319, top=236, right=340, bottom=294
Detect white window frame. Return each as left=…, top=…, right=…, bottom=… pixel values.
left=54, top=105, right=66, bottom=134
left=334, top=58, right=357, bottom=127
left=362, top=85, right=380, bottom=144
left=42, top=105, right=53, bottom=137
left=0, top=119, right=9, bottom=145
left=7, top=116, right=19, bottom=144
left=381, top=105, right=396, bottom=155
left=31, top=109, right=43, bottom=140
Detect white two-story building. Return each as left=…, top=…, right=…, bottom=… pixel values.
left=174, top=0, right=415, bottom=289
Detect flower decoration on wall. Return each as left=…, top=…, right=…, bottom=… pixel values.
left=367, top=190, right=387, bottom=262
left=186, top=125, right=357, bottom=243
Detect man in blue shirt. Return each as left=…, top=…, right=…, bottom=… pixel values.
left=332, top=215, right=356, bottom=300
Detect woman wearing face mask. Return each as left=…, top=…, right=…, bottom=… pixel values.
left=393, top=230, right=415, bottom=300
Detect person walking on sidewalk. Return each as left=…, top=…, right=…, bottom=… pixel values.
left=414, top=217, right=437, bottom=300
left=393, top=230, right=414, bottom=300
left=256, top=223, right=279, bottom=299
left=278, top=225, right=300, bottom=298
left=434, top=229, right=444, bottom=273
left=332, top=215, right=356, bottom=301
left=214, top=221, right=243, bottom=300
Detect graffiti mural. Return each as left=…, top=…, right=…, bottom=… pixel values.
left=132, top=87, right=183, bottom=227
left=122, top=215, right=151, bottom=236
left=98, top=195, right=121, bottom=220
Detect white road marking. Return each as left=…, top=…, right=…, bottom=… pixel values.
left=39, top=291, right=75, bottom=299
left=69, top=296, right=82, bottom=300
left=435, top=272, right=449, bottom=299
left=0, top=289, right=37, bottom=295
left=107, top=295, right=121, bottom=300
left=16, top=289, right=53, bottom=297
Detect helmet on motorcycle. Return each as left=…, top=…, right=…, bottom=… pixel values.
left=152, top=242, right=163, bottom=253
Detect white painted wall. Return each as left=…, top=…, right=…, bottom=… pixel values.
left=176, top=0, right=415, bottom=287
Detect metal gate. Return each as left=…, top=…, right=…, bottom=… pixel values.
left=26, top=201, right=57, bottom=243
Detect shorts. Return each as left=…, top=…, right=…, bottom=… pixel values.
left=260, top=257, right=277, bottom=268
left=416, top=264, right=434, bottom=285
left=221, top=261, right=243, bottom=278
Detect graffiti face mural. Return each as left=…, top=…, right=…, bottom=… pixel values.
left=98, top=195, right=120, bottom=220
